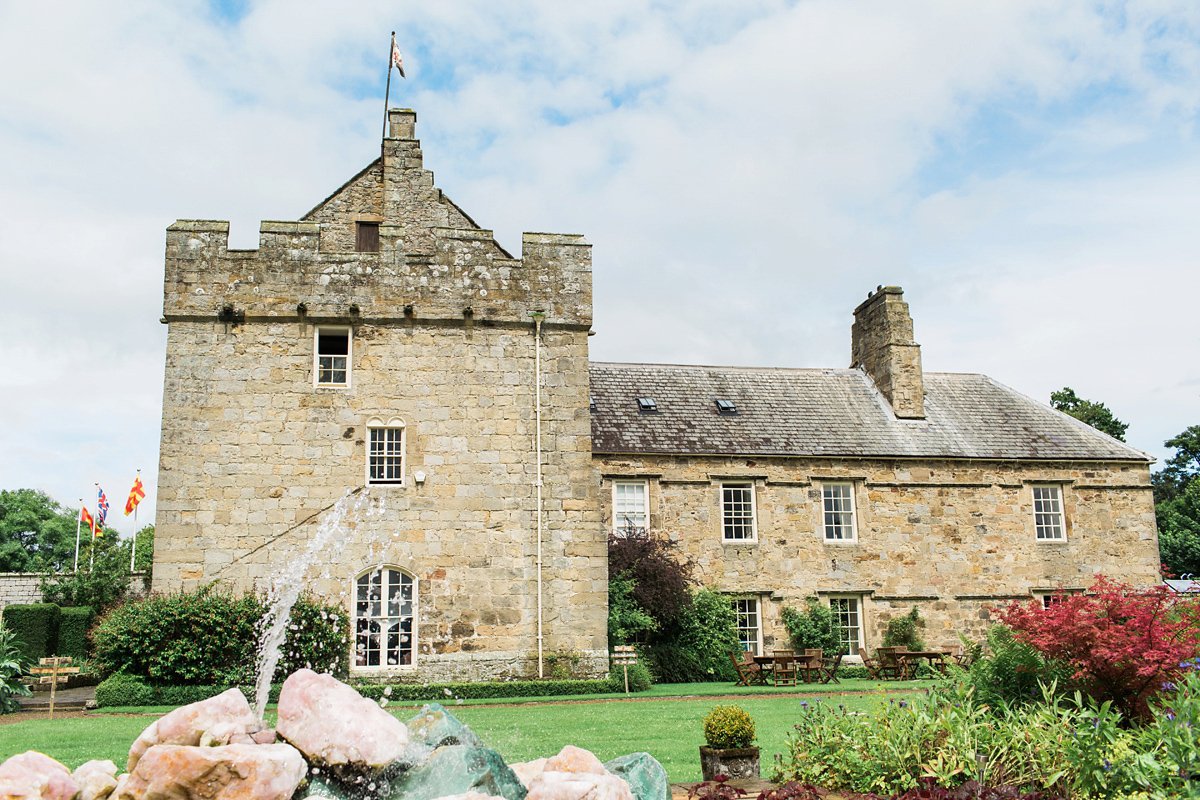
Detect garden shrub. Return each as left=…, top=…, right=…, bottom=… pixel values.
left=1, top=603, right=60, bottom=665
left=92, top=587, right=349, bottom=685
left=608, top=526, right=697, bottom=631
left=0, top=622, right=31, bottom=714
left=702, top=704, right=755, bottom=748
left=93, top=674, right=283, bottom=708
left=780, top=597, right=841, bottom=653
left=608, top=574, right=657, bottom=645
left=644, top=589, right=739, bottom=683
left=881, top=606, right=925, bottom=651
left=55, top=606, right=94, bottom=660
left=355, top=670, right=651, bottom=703
left=1001, top=575, right=1200, bottom=720
left=93, top=673, right=155, bottom=707
left=959, top=624, right=1075, bottom=709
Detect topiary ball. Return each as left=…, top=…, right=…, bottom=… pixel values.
left=702, top=704, right=756, bottom=749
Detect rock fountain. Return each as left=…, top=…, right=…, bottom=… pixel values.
left=0, top=668, right=670, bottom=800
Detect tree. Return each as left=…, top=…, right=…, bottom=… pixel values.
left=1154, top=425, right=1200, bottom=577
left=132, top=524, right=154, bottom=573
left=607, top=525, right=697, bottom=631
left=41, top=532, right=134, bottom=614
left=781, top=597, right=841, bottom=653
left=0, top=489, right=78, bottom=572
left=1050, top=387, right=1129, bottom=441
left=1001, top=575, right=1200, bottom=720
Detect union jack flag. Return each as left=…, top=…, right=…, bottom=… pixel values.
left=96, top=487, right=109, bottom=528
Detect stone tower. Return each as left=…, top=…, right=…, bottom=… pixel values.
left=154, top=109, right=607, bottom=681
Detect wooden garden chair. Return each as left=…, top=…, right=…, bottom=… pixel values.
left=819, top=651, right=844, bottom=684
left=772, top=649, right=797, bottom=687
left=728, top=650, right=765, bottom=686
left=800, top=649, right=823, bottom=683
left=860, top=649, right=883, bottom=680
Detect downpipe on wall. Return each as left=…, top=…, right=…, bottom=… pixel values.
left=531, top=311, right=546, bottom=679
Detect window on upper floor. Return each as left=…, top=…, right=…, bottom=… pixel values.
left=1032, top=486, right=1065, bottom=541
left=1033, top=589, right=1078, bottom=609
left=367, top=420, right=405, bottom=485
left=822, top=482, right=857, bottom=541
left=354, top=567, right=415, bottom=668
left=356, top=221, right=380, bottom=253
left=732, top=597, right=761, bottom=655
left=828, top=595, right=863, bottom=656
left=722, top=483, right=756, bottom=541
left=613, top=480, right=648, bottom=535
left=314, top=327, right=351, bottom=387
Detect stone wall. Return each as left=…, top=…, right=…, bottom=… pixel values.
left=596, top=454, right=1159, bottom=655
left=155, top=109, right=606, bottom=683
left=0, top=573, right=150, bottom=614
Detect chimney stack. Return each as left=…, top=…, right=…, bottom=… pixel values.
left=851, top=286, right=925, bottom=419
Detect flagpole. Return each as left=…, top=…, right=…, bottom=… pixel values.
left=130, top=469, right=139, bottom=572
left=73, top=499, right=82, bottom=573
left=381, top=32, right=395, bottom=149
left=92, top=483, right=98, bottom=571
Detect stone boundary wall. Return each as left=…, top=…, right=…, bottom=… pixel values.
left=0, top=572, right=150, bottom=614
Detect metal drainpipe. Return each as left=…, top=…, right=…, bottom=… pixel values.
left=531, top=311, right=546, bottom=678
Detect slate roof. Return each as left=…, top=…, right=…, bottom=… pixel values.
left=589, top=363, right=1151, bottom=462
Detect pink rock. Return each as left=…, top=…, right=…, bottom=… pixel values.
left=251, top=729, right=278, bottom=745
left=544, top=746, right=607, bottom=776
left=71, top=760, right=117, bottom=800
left=127, top=688, right=260, bottom=772
left=526, top=771, right=633, bottom=800
left=0, top=751, right=82, bottom=800
left=508, top=758, right=548, bottom=789
left=118, top=743, right=305, bottom=800
left=276, top=669, right=409, bottom=772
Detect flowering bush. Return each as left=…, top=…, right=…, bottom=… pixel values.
left=1001, top=576, right=1200, bottom=720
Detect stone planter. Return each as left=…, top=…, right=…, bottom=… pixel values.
left=699, top=746, right=760, bottom=781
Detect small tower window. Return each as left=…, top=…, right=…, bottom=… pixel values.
left=637, top=397, right=657, bottom=413
left=356, top=221, right=380, bottom=253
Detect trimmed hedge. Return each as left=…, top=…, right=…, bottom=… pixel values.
left=94, top=673, right=282, bottom=708
left=94, top=663, right=653, bottom=708
left=1, top=604, right=61, bottom=665
left=56, top=607, right=94, bottom=660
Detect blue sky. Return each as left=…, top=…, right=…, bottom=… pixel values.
left=0, top=0, right=1198, bottom=537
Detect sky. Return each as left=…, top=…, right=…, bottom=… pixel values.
left=1, top=0, right=1199, bottom=539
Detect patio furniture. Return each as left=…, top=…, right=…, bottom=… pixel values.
left=876, top=646, right=908, bottom=680
left=819, top=651, right=844, bottom=684
left=860, top=650, right=883, bottom=680
left=772, top=649, right=797, bottom=686
left=797, top=649, right=823, bottom=683
left=894, top=649, right=948, bottom=677
left=729, top=650, right=766, bottom=686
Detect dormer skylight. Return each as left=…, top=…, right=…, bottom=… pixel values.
left=716, top=399, right=738, bottom=415
left=590, top=396, right=597, bottom=411
left=637, top=397, right=658, bottom=413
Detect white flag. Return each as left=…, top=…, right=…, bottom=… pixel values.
left=392, top=41, right=405, bottom=78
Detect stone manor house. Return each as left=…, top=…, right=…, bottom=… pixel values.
left=153, top=108, right=1161, bottom=681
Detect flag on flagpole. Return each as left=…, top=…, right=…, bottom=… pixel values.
left=81, top=507, right=98, bottom=538
left=96, top=487, right=109, bottom=528
left=125, top=476, right=145, bottom=516
left=391, top=39, right=405, bottom=78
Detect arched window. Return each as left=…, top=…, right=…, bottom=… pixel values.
left=355, top=567, right=415, bottom=667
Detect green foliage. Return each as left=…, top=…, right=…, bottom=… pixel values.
left=961, top=624, right=1075, bottom=708
left=93, top=672, right=155, bottom=707
left=702, top=704, right=756, bottom=749
left=0, top=623, right=32, bottom=714
left=91, top=587, right=348, bottom=685
left=1050, top=387, right=1129, bottom=442
left=55, top=607, right=94, bottom=660
left=608, top=574, right=658, bottom=645
left=645, top=589, right=740, bottom=683
left=0, top=489, right=79, bottom=572
left=132, top=525, right=154, bottom=573
left=41, top=533, right=133, bottom=615
left=1, top=603, right=61, bottom=664
left=608, top=527, right=697, bottom=632
left=780, top=597, right=841, bottom=653
left=882, top=606, right=925, bottom=650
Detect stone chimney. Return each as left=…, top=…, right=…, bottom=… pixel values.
left=851, top=286, right=925, bottom=419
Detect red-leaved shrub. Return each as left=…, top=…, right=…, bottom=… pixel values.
left=1001, top=575, right=1200, bottom=720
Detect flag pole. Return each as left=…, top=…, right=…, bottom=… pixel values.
left=92, top=483, right=98, bottom=571
left=381, top=32, right=395, bottom=149
left=74, top=499, right=82, bottom=573
left=130, top=469, right=140, bottom=572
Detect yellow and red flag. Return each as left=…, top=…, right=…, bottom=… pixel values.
left=125, top=476, right=145, bottom=516
left=80, top=506, right=98, bottom=537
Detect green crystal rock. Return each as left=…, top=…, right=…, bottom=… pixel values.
left=387, top=745, right=527, bottom=800
left=405, top=703, right=483, bottom=749
left=603, top=753, right=670, bottom=800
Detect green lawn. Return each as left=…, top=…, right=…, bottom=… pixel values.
left=0, top=681, right=929, bottom=782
